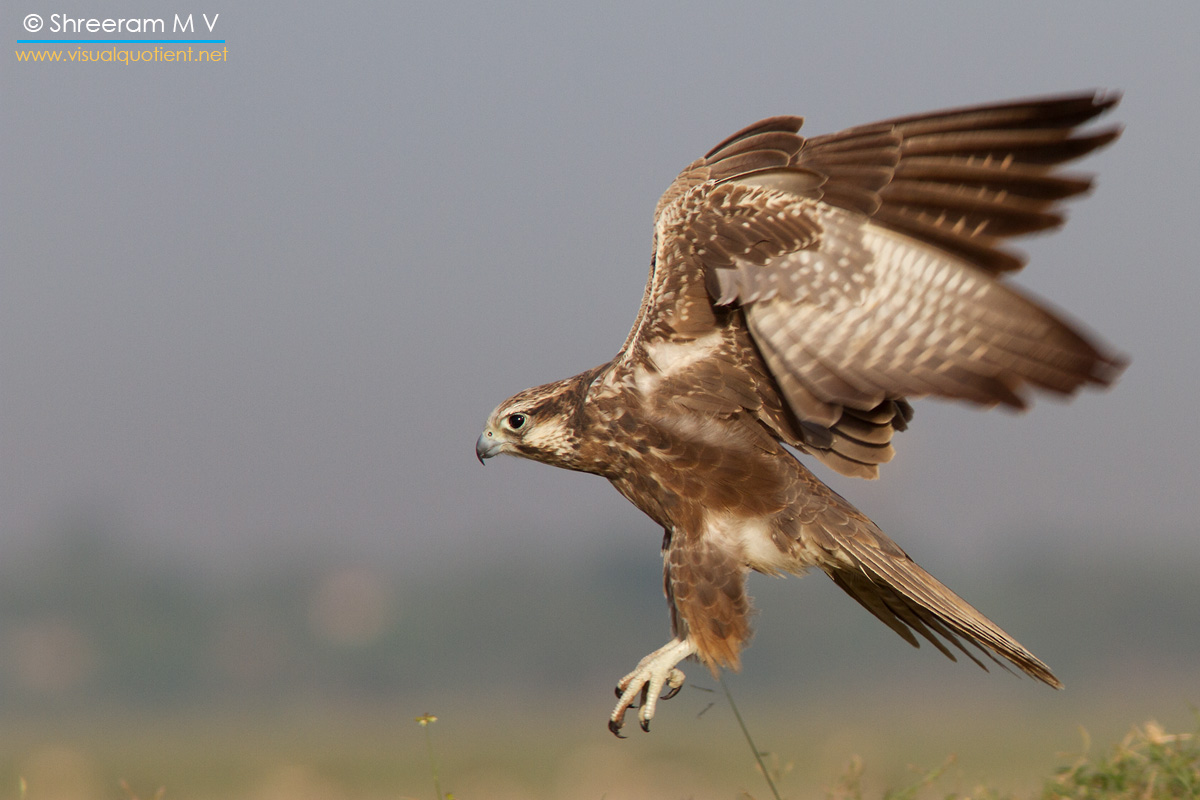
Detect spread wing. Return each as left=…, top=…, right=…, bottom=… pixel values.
left=615, top=91, right=1124, bottom=477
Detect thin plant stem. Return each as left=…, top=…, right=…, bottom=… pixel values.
left=719, top=674, right=783, bottom=800
left=424, top=726, right=443, bottom=800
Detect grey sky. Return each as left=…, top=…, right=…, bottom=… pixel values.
left=3, top=1, right=1197, bottom=574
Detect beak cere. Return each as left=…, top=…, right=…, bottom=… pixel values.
left=476, top=430, right=501, bottom=464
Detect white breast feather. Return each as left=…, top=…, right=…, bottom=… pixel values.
left=704, top=511, right=797, bottom=575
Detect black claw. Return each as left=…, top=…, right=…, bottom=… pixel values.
left=661, top=683, right=682, bottom=701
left=614, top=685, right=623, bottom=699
left=608, top=718, right=626, bottom=739
left=640, top=717, right=651, bottom=733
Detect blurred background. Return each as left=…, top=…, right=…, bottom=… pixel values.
left=2, top=1, right=1197, bottom=798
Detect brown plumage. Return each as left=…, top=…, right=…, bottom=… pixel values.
left=476, top=91, right=1125, bottom=736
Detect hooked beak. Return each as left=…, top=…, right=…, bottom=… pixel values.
left=476, top=429, right=502, bottom=464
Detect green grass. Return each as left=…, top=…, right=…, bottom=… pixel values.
left=1043, top=720, right=1199, bottom=800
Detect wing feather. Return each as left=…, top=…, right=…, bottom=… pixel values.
left=798, top=91, right=1121, bottom=273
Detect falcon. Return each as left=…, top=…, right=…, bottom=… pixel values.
left=476, top=91, right=1124, bottom=736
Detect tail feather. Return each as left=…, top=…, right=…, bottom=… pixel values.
left=824, top=534, right=1061, bottom=688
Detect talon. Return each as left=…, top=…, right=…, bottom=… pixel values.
left=640, top=717, right=651, bottom=733
left=608, top=718, right=626, bottom=739
left=662, top=667, right=686, bottom=700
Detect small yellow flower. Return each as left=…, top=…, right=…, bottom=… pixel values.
left=415, top=713, right=438, bottom=727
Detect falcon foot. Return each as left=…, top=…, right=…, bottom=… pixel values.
left=608, top=637, right=694, bottom=737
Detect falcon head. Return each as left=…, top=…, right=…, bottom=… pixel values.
left=476, top=377, right=588, bottom=470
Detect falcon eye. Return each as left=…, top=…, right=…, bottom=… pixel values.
left=506, top=413, right=528, bottom=431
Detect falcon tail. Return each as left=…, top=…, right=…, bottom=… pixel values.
left=824, top=535, right=1061, bottom=688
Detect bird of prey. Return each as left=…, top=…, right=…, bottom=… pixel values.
left=476, top=91, right=1124, bottom=737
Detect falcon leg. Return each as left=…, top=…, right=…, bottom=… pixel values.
left=609, top=637, right=695, bottom=736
